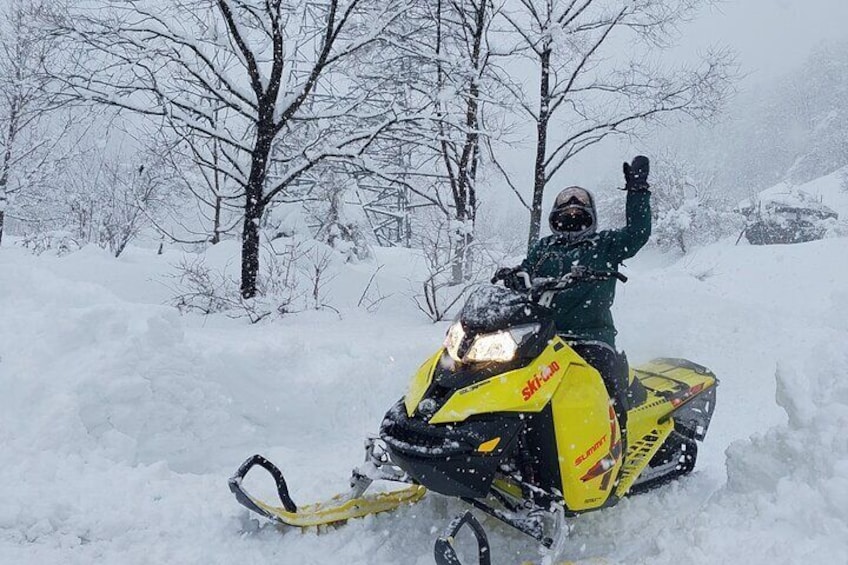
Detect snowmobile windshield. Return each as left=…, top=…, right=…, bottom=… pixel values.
left=459, top=286, right=551, bottom=334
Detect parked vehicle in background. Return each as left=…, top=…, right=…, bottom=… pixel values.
left=738, top=189, right=839, bottom=245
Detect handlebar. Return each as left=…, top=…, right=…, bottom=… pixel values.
left=533, top=268, right=627, bottom=288
left=492, top=265, right=627, bottom=295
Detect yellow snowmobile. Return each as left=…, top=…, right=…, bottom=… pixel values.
left=230, top=268, right=717, bottom=563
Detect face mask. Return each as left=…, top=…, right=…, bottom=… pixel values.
left=550, top=206, right=593, bottom=233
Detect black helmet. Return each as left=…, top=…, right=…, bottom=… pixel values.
left=549, top=186, right=597, bottom=240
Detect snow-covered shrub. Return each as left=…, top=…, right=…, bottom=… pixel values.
left=311, top=187, right=372, bottom=263
left=169, top=237, right=342, bottom=322
left=57, top=150, right=175, bottom=257
left=408, top=210, right=494, bottom=322
left=651, top=154, right=744, bottom=253
left=265, top=187, right=371, bottom=264
left=169, top=255, right=243, bottom=316
left=17, top=230, right=81, bottom=256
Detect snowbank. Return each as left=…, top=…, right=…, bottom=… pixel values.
left=606, top=343, right=848, bottom=565
left=719, top=345, right=848, bottom=562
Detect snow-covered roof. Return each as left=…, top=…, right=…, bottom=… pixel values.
left=737, top=166, right=847, bottom=219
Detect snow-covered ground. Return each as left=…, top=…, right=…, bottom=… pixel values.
left=1, top=233, right=847, bottom=564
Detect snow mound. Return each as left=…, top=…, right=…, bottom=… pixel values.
left=727, top=346, right=848, bottom=540
left=631, top=344, right=848, bottom=565
left=585, top=342, right=848, bottom=565
left=720, top=345, right=848, bottom=560
left=0, top=257, right=244, bottom=472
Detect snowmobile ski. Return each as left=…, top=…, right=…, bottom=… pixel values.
left=434, top=510, right=608, bottom=565
left=434, top=511, right=492, bottom=565
left=229, top=454, right=426, bottom=528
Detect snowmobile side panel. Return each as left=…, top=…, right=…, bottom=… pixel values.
left=611, top=358, right=717, bottom=496
left=614, top=420, right=674, bottom=497
left=550, top=361, right=625, bottom=511
left=628, top=360, right=717, bottom=423
left=428, top=338, right=586, bottom=424
left=405, top=350, right=444, bottom=417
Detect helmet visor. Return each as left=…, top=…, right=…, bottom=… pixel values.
left=554, top=187, right=593, bottom=208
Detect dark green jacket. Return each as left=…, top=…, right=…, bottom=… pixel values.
left=520, top=191, right=651, bottom=347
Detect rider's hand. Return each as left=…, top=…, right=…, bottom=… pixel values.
left=491, top=267, right=515, bottom=284
left=623, top=155, right=650, bottom=192
left=503, top=270, right=530, bottom=291
left=491, top=267, right=529, bottom=290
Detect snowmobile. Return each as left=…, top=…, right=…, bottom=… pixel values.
left=230, top=267, right=718, bottom=564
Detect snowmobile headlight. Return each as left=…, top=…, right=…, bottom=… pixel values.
left=463, top=323, right=541, bottom=363
left=465, top=331, right=516, bottom=363
left=444, top=321, right=466, bottom=362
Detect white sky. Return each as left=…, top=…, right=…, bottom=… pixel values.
left=677, top=0, right=848, bottom=85
left=571, top=0, right=848, bottom=180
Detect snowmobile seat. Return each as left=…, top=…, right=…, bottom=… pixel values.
left=618, top=351, right=646, bottom=410
left=626, top=374, right=648, bottom=409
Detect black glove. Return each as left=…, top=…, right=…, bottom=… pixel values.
left=623, top=155, right=650, bottom=192
left=491, top=267, right=515, bottom=284
left=492, top=267, right=529, bottom=290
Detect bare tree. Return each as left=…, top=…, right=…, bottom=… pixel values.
left=495, top=0, right=734, bottom=248
left=0, top=0, right=67, bottom=245
left=367, top=0, right=505, bottom=283
left=411, top=210, right=477, bottom=321
left=53, top=0, right=418, bottom=298
left=60, top=139, right=174, bottom=257
left=433, top=0, right=496, bottom=282
left=153, top=125, right=243, bottom=246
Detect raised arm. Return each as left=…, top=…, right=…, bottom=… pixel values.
left=606, top=156, right=652, bottom=261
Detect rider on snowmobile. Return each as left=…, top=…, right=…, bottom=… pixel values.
left=229, top=156, right=723, bottom=555
left=493, top=156, right=652, bottom=442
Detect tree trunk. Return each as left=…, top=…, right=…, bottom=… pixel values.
left=240, top=194, right=263, bottom=299
left=0, top=175, right=8, bottom=247
left=448, top=0, right=485, bottom=284
left=211, top=131, right=223, bottom=245
left=450, top=228, right=475, bottom=283
left=528, top=47, right=552, bottom=250
left=240, top=128, right=273, bottom=299
left=211, top=194, right=222, bottom=245
left=1, top=132, right=11, bottom=248
left=451, top=227, right=466, bottom=283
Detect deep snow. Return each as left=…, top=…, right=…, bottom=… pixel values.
left=1, top=233, right=846, bottom=564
